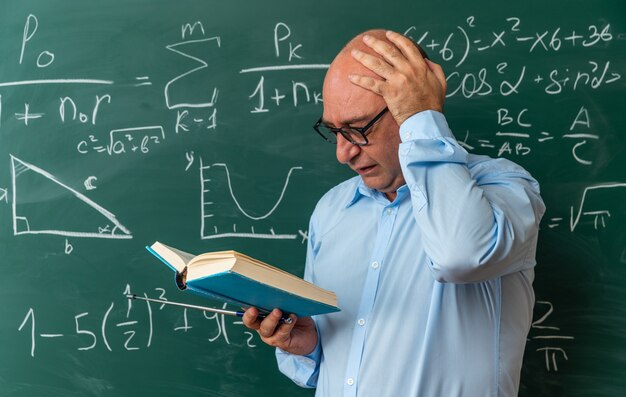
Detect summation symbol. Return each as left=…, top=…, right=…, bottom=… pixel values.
left=164, top=36, right=221, bottom=109
left=199, top=159, right=302, bottom=240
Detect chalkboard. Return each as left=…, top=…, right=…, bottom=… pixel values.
left=0, top=1, right=624, bottom=396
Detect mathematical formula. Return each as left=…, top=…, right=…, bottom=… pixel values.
left=1, top=10, right=624, bottom=380
left=528, top=301, right=575, bottom=372
left=17, top=285, right=258, bottom=357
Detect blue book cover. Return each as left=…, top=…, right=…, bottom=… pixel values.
left=146, top=245, right=253, bottom=310
left=146, top=242, right=340, bottom=318
left=186, top=272, right=339, bottom=317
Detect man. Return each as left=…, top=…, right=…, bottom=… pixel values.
left=243, top=29, right=545, bottom=396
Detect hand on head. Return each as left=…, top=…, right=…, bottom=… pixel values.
left=348, top=30, right=447, bottom=125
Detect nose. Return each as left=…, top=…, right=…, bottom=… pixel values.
left=336, top=133, right=361, bottom=164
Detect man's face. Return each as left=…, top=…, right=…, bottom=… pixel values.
left=322, top=55, right=405, bottom=199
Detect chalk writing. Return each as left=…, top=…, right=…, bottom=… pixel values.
left=164, top=36, right=221, bottom=110
left=17, top=286, right=258, bottom=357
left=19, top=14, right=55, bottom=68
left=1, top=13, right=623, bottom=389
left=199, top=158, right=303, bottom=240
left=10, top=155, right=132, bottom=239
left=545, top=183, right=626, bottom=231
left=530, top=301, right=575, bottom=372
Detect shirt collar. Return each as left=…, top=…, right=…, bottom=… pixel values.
left=345, top=178, right=410, bottom=208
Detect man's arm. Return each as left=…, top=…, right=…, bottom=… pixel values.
left=349, top=31, right=545, bottom=282
left=398, top=110, right=545, bottom=282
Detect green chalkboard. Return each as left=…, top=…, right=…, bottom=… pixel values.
left=1, top=0, right=625, bottom=396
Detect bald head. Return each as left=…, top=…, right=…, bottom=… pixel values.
left=337, top=29, right=390, bottom=61
left=320, top=30, right=438, bottom=199
left=322, top=30, right=392, bottom=121
left=322, top=30, right=428, bottom=122
left=342, top=29, right=428, bottom=56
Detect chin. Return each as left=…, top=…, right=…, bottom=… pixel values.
left=362, top=175, right=404, bottom=196
left=362, top=178, right=391, bottom=192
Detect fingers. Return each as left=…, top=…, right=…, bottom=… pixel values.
left=242, top=308, right=296, bottom=342
left=384, top=30, right=428, bottom=66
left=425, top=59, right=448, bottom=93
left=265, top=313, right=298, bottom=343
left=242, top=307, right=262, bottom=330
left=357, top=31, right=427, bottom=74
left=362, top=34, right=407, bottom=69
left=348, top=30, right=428, bottom=93
left=348, top=73, right=385, bottom=96
left=258, top=309, right=293, bottom=338
left=350, top=48, right=394, bottom=80
left=348, top=30, right=447, bottom=118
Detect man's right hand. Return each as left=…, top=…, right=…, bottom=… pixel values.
left=242, top=307, right=318, bottom=356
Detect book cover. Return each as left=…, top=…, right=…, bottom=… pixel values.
left=146, top=243, right=340, bottom=317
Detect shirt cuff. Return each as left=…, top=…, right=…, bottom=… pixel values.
left=399, top=110, right=455, bottom=142
left=276, top=341, right=321, bottom=388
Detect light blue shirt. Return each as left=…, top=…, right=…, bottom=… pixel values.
left=277, top=111, right=545, bottom=396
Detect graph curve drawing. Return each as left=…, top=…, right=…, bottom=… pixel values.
left=10, top=155, right=132, bottom=239
left=200, top=159, right=302, bottom=240
left=215, top=162, right=302, bottom=221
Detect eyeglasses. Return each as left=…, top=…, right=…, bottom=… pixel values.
left=313, top=107, right=389, bottom=146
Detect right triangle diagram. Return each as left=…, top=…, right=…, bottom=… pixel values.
left=11, top=155, right=132, bottom=239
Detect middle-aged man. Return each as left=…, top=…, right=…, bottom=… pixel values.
left=243, top=29, right=546, bottom=396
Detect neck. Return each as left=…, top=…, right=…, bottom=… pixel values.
left=384, top=191, right=397, bottom=201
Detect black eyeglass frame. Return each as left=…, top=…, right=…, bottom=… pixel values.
left=313, top=107, right=389, bottom=146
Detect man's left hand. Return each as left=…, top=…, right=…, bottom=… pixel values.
left=349, top=30, right=447, bottom=125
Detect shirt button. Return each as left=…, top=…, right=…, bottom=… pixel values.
left=347, top=378, right=354, bottom=386
left=371, top=261, right=379, bottom=269
left=404, top=132, right=411, bottom=140
left=386, top=208, right=393, bottom=215
left=358, top=318, right=366, bottom=326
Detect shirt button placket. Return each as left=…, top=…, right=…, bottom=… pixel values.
left=343, top=205, right=395, bottom=397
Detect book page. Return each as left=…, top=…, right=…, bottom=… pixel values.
left=150, top=242, right=196, bottom=272
left=187, top=250, right=337, bottom=306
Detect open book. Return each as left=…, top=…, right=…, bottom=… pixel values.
left=146, top=241, right=340, bottom=317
